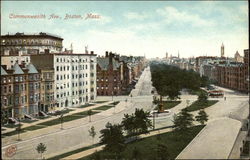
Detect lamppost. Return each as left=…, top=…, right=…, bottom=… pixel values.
left=153, top=112, right=156, bottom=130
left=125, top=99, right=128, bottom=108
left=112, top=91, right=113, bottom=101
left=60, top=113, right=64, bottom=130
left=16, top=116, right=21, bottom=141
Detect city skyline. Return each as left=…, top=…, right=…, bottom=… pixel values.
left=1, top=1, right=248, bottom=58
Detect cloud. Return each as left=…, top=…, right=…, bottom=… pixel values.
left=124, top=12, right=148, bottom=20
left=156, top=6, right=215, bottom=27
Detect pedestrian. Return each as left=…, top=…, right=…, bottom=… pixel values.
left=224, top=96, right=226, bottom=100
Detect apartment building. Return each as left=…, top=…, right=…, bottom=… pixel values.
left=1, top=32, right=63, bottom=56
left=30, top=52, right=97, bottom=108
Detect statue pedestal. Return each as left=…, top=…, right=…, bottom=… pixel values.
left=158, top=103, right=164, bottom=113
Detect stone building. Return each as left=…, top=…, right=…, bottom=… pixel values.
left=30, top=52, right=97, bottom=108
left=1, top=32, right=63, bottom=56
left=39, top=68, right=56, bottom=113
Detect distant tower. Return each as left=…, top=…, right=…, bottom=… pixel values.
left=178, top=51, right=180, bottom=58
left=70, top=43, right=73, bottom=53
left=85, top=45, right=89, bottom=54
left=221, top=43, right=224, bottom=57
left=166, top=52, right=168, bottom=59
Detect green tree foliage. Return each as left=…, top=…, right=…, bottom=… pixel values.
left=100, top=122, right=125, bottom=153
left=173, top=108, right=194, bottom=134
left=36, top=143, right=47, bottom=159
left=121, top=108, right=152, bottom=137
left=195, top=110, right=209, bottom=125
left=88, top=126, right=97, bottom=144
left=198, top=91, right=208, bottom=103
left=150, top=63, right=209, bottom=100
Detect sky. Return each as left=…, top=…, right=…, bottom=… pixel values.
left=1, top=1, right=248, bottom=58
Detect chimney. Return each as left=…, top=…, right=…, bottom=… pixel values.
left=90, top=51, right=94, bottom=54
left=109, top=52, right=112, bottom=65
left=105, top=51, right=109, bottom=57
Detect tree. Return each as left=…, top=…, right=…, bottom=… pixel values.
left=88, top=126, right=96, bottom=144
left=121, top=108, right=152, bottom=137
left=134, top=108, right=152, bottom=135
left=173, top=108, right=194, bottom=134
left=198, top=91, right=208, bottom=103
left=36, top=143, right=46, bottom=159
left=121, top=113, right=135, bottom=136
left=87, top=110, right=93, bottom=122
left=100, top=122, right=125, bottom=154
left=195, top=110, right=208, bottom=125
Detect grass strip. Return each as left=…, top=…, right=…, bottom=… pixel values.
left=94, top=105, right=114, bottom=111
left=155, top=101, right=181, bottom=110
left=186, top=100, right=218, bottom=112
left=94, top=101, right=108, bottom=104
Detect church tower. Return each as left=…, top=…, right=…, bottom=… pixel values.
left=166, top=52, right=168, bottom=59
left=221, top=43, right=224, bottom=57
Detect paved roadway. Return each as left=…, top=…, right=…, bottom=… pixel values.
left=1, top=66, right=154, bottom=159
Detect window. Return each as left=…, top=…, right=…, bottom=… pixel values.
left=57, top=66, right=59, bottom=71
left=4, top=86, right=7, bottom=93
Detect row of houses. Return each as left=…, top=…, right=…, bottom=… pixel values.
left=1, top=32, right=146, bottom=122
left=1, top=52, right=97, bottom=120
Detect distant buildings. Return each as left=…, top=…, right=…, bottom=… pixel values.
left=1, top=32, right=63, bottom=56
left=198, top=48, right=249, bottom=93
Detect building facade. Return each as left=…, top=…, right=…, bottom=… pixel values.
left=1, top=63, right=40, bottom=120
left=97, top=52, right=123, bottom=96
left=30, top=52, right=97, bottom=108
left=39, top=68, right=55, bottom=113
left=1, top=32, right=63, bottom=56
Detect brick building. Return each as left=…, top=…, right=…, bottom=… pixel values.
left=96, top=52, right=123, bottom=96
left=1, top=63, right=40, bottom=121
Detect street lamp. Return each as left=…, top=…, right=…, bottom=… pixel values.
left=112, top=91, right=113, bottom=101
left=60, top=113, right=64, bottom=130
left=16, top=117, right=21, bottom=141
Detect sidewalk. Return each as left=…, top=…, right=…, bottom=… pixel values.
left=2, top=101, right=113, bottom=134
left=61, top=127, right=173, bottom=160
left=176, top=117, right=242, bottom=159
